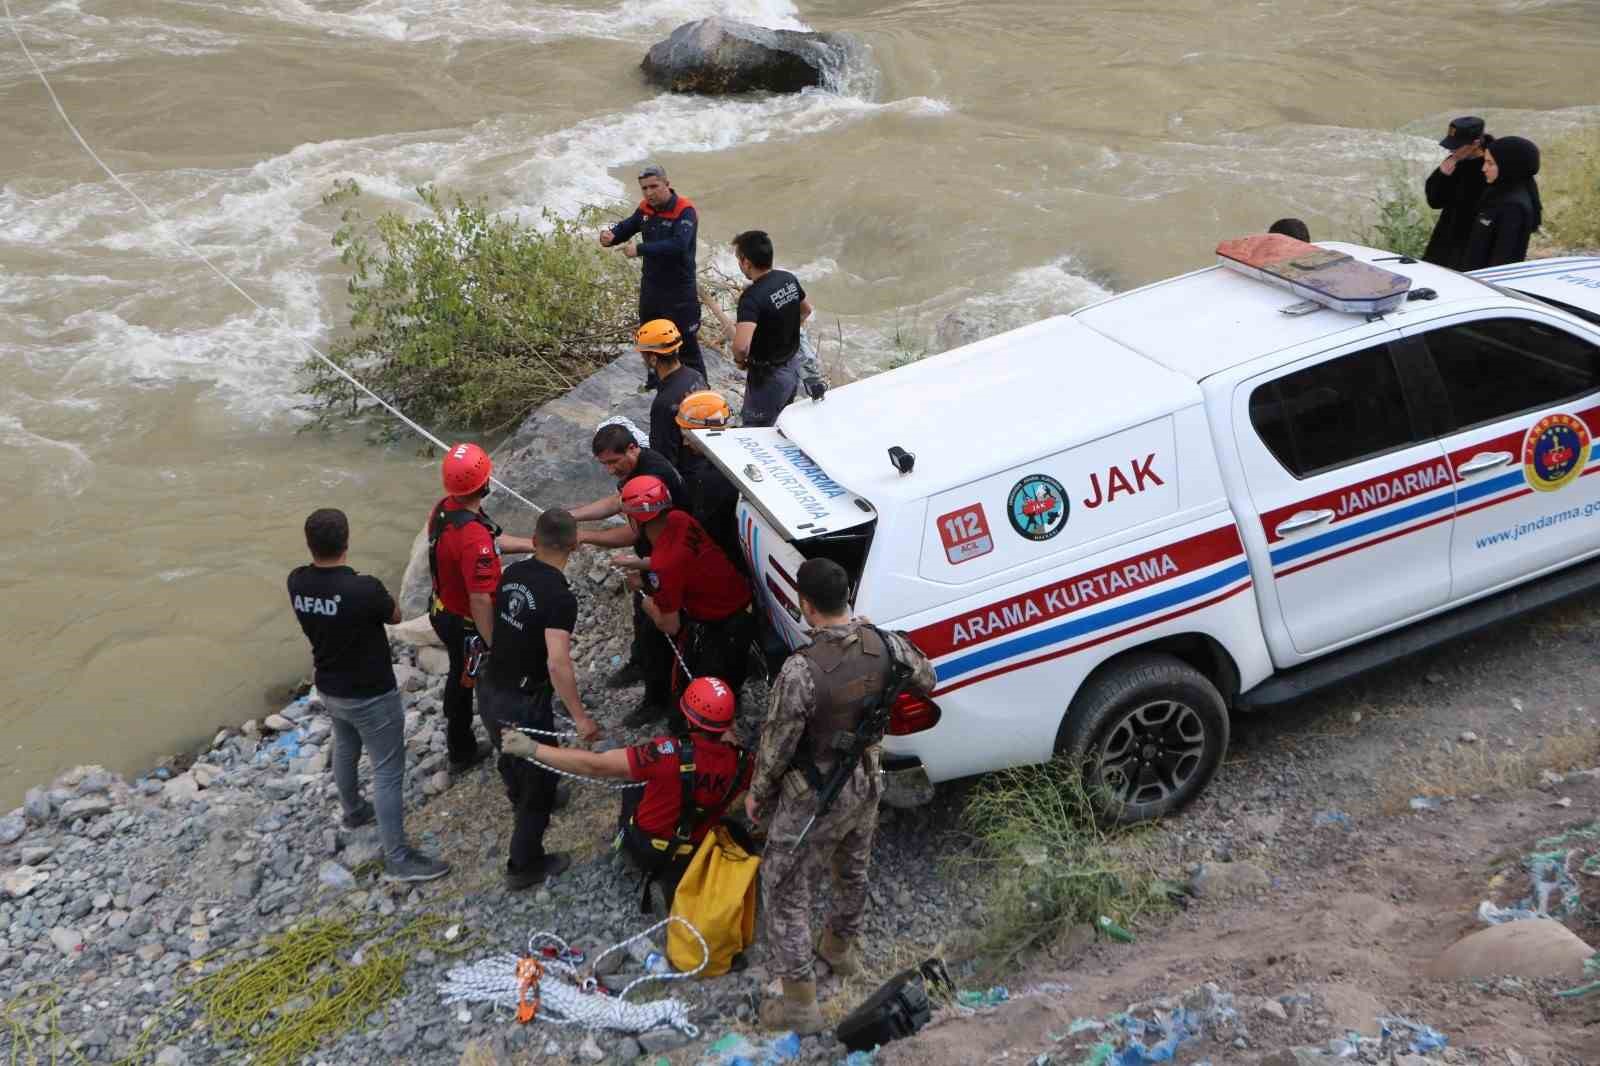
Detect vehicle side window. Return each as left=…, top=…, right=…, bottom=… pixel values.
left=1422, top=317, right=1600, bottom=431
left=1249, top=343, right=1420, bottom=478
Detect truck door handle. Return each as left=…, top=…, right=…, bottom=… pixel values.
left=1275, top=509, right=1335, bottom=536
left=1455, top=451, right=1514, bottom=477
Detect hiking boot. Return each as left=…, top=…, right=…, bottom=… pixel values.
left=381, top=848, right=451, bottom=884
left=758, top=978, right=825, bottom=1034
left=341, top=801, right=376, bottom=830
left=505, top=852, right=572, bottom=891
left=605, top=659, right=644, bottom=689
left=449, top=740, right=493, bottom=774
left=622, top=696, right=669, bottom=729
left=817, top=928, right=862, bottom=977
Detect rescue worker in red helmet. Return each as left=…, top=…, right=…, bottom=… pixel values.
left=614, top=475, right=754, bottom=727
left=503, top=676, right=752, bottom=908
left=426, top=443, right=539, bottom=772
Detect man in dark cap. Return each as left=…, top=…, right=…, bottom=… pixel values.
left=1422, top=117, right=1491, bottom=270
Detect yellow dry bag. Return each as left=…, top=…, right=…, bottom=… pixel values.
left=668, top=823, right=759, bottom=976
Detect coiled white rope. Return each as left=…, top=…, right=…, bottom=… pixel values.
left=437, top=918, right=707, bottom=1035
left=2, top=0, right=544, bottom=515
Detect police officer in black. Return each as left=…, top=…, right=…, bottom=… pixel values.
left=600, top=164, right=706, bottom=384
left=1422, top=116, right=1491, bottom=271
left=476, top=508, right=603, bottom=890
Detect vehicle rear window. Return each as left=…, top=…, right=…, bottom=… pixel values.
left=1249, top=343, right=1421, bottom=477
left=1418, top=317, right=1600, bottom=432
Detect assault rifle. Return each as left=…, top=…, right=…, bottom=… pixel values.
left=791, top=626, right=915, bottom=851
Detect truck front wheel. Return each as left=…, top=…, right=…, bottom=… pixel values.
left=1055, top=652, right=1229, bottom=824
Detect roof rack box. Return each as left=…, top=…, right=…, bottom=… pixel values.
left=1217, top=234, right=1411, bottom=315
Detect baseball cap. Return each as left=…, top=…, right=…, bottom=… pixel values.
left=1439, top=117, right=1486, bottom=150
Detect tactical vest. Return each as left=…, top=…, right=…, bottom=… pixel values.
left=798, top=625, right=892, bottom=776
left=426, top=497, right=502, bottom=615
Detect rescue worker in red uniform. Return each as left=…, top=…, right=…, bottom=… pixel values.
left=427, top=443, right=538, bottom=772
left=615, top=475, right=754, bottom=726
left=503, top=676, right=751, bottom=907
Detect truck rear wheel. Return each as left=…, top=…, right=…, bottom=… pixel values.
left=1055, top=652, right=1228, bottom=824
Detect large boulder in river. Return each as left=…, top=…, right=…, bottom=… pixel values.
left=641, top=18, right=859, bottom=95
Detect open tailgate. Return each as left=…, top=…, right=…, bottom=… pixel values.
left=688, top=427, right=875, bottom=540
left=690, top=427, right=876, bottom=653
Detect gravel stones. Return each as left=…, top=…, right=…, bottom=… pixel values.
left=162, top=773, right=202, bottom=807
left=2, top=865, right=50, bottom=899
left=59, top=796, right=113, bottom=821
left=1187, top=861, right=1271, bottom=899
left=0, top=813, right=24, bottom=844
left=48, top=926, right=84, bottom=956
left=417, top=646, right=450, bottom=675
left=23, top=787, right=53, bottom=823
left=263, top=714, right=297, bottom=733
left=318, top=860, right=356, bottom=892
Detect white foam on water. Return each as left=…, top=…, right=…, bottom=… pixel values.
left=4, top=82, right=949, bottom=420
left=0, top=412, right=93, bottom=494
left=503, top=91, right=950, bottom=216
left=846, top=256, right=1111, bottom=369
left=241, top=0, right=807, bottom=43
left=0, top=0, right=239, bottom=78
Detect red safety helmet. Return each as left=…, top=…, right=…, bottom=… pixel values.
left=619, top=474, right=672, bottom=518
left=442, top=442, right=492, bottom=496
left=680, top=677, right=735, bottom=733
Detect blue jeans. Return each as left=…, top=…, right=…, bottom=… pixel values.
left=322, top=688, right=407, bottom=863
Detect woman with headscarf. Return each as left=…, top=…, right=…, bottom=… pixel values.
left=1461, top=136, right=1543, bottom=270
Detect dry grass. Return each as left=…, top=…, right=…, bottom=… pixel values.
left=1538, top=125, right=1600, bottom=254
left=957, top=760, right=1172, bottom=977
left=1375, top=730, right=1600, bottom=816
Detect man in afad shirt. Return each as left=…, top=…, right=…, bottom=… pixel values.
left=288, top=508, right=449, bottom=883
left=568, top=423, right=688, bottom=724
left=705, top=230, right=815, bottom=427
left=617, top=475, right=754, bottom=725
left=503, top=676, right=751, bottom=906
left=476, top=508, right=603, bottom=889
left=426, top=443, right=539, bottom=773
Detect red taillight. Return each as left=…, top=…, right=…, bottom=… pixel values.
left=887, top=691, right=941, bottom=736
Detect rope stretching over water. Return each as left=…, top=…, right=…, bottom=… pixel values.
left=2, top=0, right=543, bottom=514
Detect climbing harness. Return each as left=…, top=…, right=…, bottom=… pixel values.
left=1, top=0, right=549, bottom=515
left=437, top=919, right=708, bottom=1035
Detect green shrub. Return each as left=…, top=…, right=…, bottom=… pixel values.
left=1542, top=127, right=1600, bottom=252
left=303, top=181, right=639, bottom=435
left=1354, top=160, right=1437, bottom=259
left=960, top=758, right=1171, bottom=968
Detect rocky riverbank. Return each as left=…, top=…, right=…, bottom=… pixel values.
left=0, top=544, right=975, bottom=1065
left=6, top=542, right=1600, bottom=1064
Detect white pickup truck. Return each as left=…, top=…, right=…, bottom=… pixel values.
left=694, top=247, right=1600, bottom=821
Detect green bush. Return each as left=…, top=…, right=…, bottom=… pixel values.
left=303, top=181, right=639, bottom=435
left=1354, top=160, right=1437, bottom=259
left=960, top=758, right=1171, bottom=968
